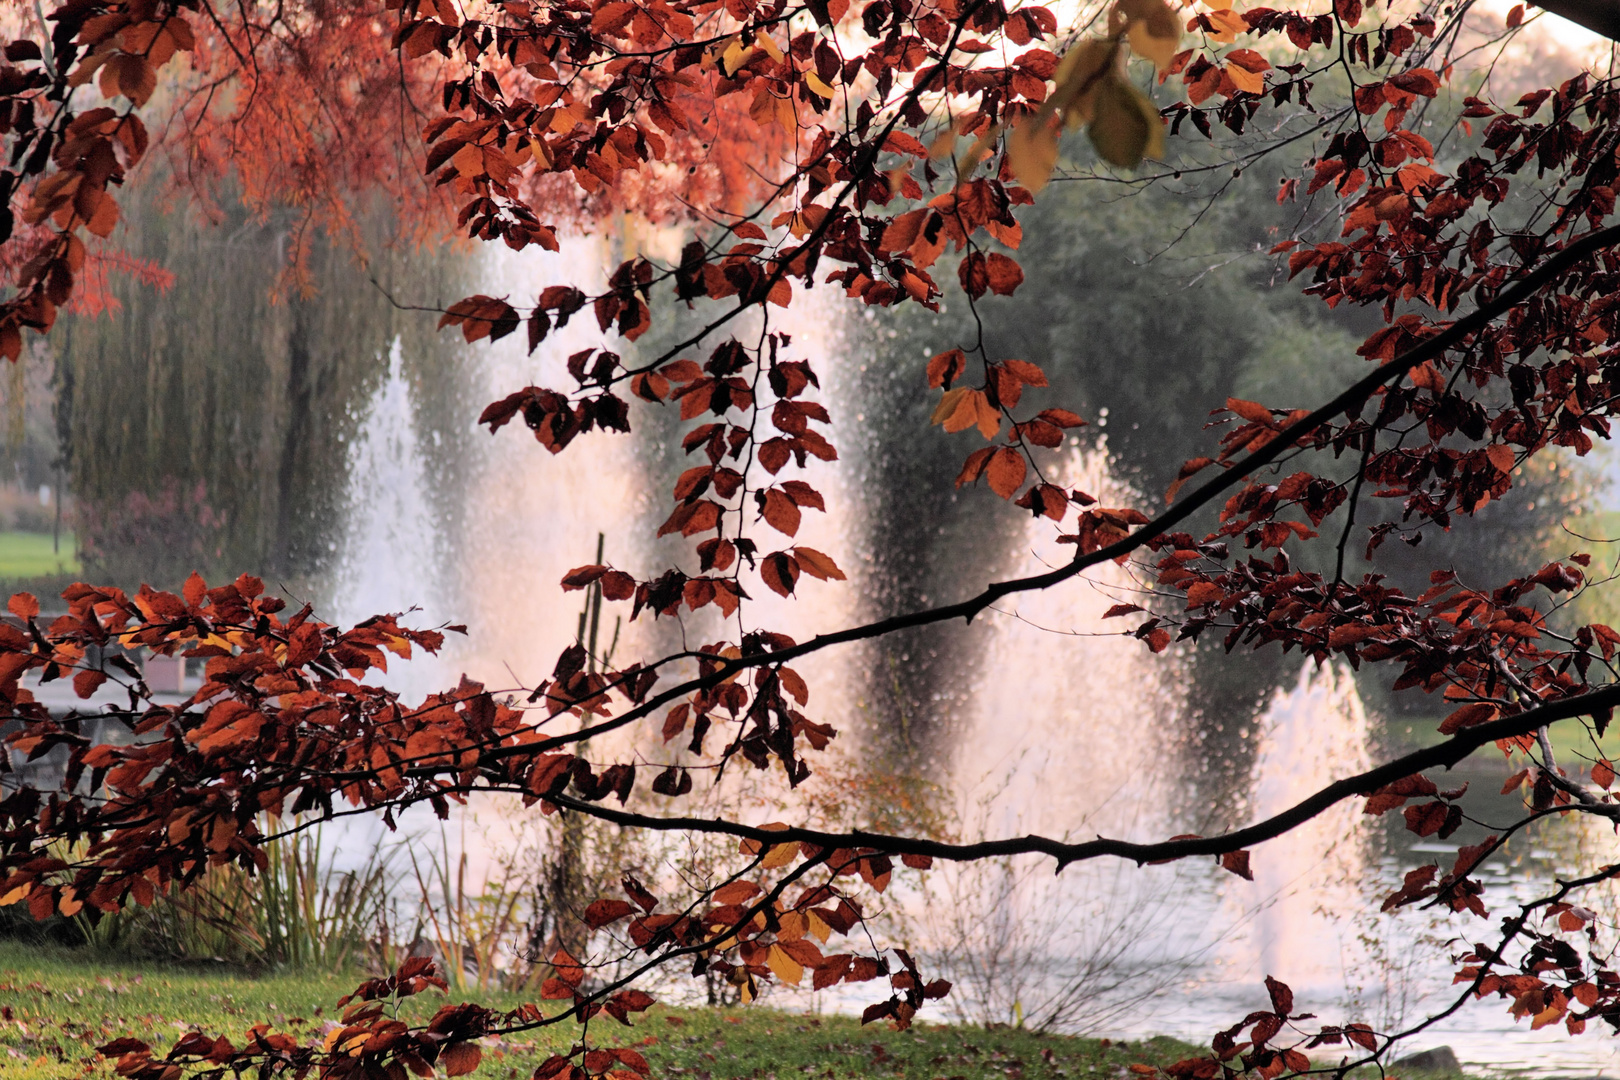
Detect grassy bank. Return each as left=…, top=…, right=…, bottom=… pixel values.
left=0, top=942, right=1194, bottom=1080
left=0, top=532, right=76, bottom=580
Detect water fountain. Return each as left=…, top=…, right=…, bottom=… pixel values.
left=317, top=235, right=1620, bottom=1075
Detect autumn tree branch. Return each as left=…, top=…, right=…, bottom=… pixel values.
left=527, top=677, right=1620, bottom=872
left=518, top=221, right=1620, bottom=756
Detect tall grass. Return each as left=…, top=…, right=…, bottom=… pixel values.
left=76, top=821, right=393, bottom=970
left=405, top=820, right=530, bottom=992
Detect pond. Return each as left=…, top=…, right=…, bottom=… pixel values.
left=24, top=206, right=1620, bottom=1076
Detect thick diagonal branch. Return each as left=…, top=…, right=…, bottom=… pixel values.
left=537, top=679, right=1620, bottom=871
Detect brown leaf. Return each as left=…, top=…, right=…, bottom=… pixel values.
left=986, top=447, right=1027, bottom=498
left=584, top=898, right=637, bottom=928
left=793, top=546, right=846, bottom=580
left=762, top=488, right=802, bottom=536
left=1438, top=701, right=1498, bottom=734
left=1264, top=975, right=1294, bottom=1016
left=1220, top=850, right=1253, bottom=880
left=442, top=1043, right=482, bottom=1077
left=561, top=565, right=609, bottom=589
left=761, top=552, right=799, bottom=597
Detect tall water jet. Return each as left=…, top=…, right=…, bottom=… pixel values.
left=910, top=446, right=1212, bottom=1032
left=333, top=339, right=444, bottom=628
left=1245, top=662, right=1372, bottom=999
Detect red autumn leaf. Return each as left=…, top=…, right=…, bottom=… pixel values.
left=984, top=253, right=1024, bottom=296
left=762, top=488, right=802, bottom=536
left=761, top=552, right=800, bottom=597
left=584, top=898, right=638, bottom=928
left=442, top=1043, right=483, bottom=1077
left=959, top=252, right=990, bottom=299
left=986, top=447, right=1027, bottom=498
left=927, top=347, right=968, bottom=389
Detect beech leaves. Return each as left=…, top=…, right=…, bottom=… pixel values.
left=1007, top=0, right=1179, bottom=188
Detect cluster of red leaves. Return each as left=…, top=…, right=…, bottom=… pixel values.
left=101, top=958, right=497, bottom=1080
left=0, top=1, right=195, bottom=359
left=0, top=571, right=938, bottom=1074
left=566, top=845, right=945, bottom=1023
left=0, top=574, right=479, bottom=919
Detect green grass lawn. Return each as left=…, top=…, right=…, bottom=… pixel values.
left=0, top=942, right=1195, bottom=1080
left=0, top=532, right=77, bottom=581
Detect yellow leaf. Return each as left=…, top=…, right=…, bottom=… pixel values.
left=958, top=127, right=999, bottom=177
left=721, top=38, right=755, bottom=76
left=931, top=386, right=970, bottom=427
left=1127, top=18, right=1180, bottom=69
left=777, top=910, right=807, bottom=941
left=1007, top=118, right=1060, bottom=192
left=767, top=944, right=805, bottom=985
left=1087, top=72, right=1164, bottom=168
left=1530, top=1003, right=1565, bottom=1030
left=1225, top=62, right=1264, bottom=94
left=761, top=840, right=798, bottom=869
left=58, top=892, right=82, bottom=918
left=804, top=70, right=836, bottom=99
left=1119, top=0, right=1182, bottom=68
left=1204, top=7, right=1249, bottom=42
left=0, top=886, right=27, bottom=907
left=807, top=909, right=833, bottom=942
left=973, top=392, right=1002, bottom=440
left=1050, top=39, right=1117, bottom=127
left=754, top=30, right=784, bottom=61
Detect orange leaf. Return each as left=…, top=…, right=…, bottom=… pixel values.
left=984, top=253, right=1024, bottom=296
left=986, top=447, right=1026, bottom=498
left=793, top=547, right=846, bottom=581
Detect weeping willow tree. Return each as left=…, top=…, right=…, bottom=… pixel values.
left=53, top=181, right=476, bottom=597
